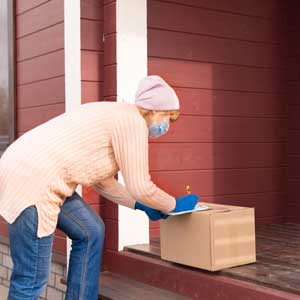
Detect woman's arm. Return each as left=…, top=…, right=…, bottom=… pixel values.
left=92, top=176, right=136, bottom=209
left=111, top=112, right=176, bottom=213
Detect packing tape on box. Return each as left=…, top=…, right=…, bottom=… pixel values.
left=213, top=215, right=254, bottom=226
left=214, top=235, right=255, bottom=246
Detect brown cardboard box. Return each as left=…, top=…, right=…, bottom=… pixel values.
left=160, top=202, right=256, bottom=271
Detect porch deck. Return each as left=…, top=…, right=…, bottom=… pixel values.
left=124, top=223, right=300, bottom=297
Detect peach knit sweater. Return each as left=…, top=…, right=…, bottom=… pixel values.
left=0, top=101, right=176, bottom=238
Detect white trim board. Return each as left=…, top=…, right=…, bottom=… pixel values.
left=116, top=0, right=149, bottom=251
left=64, top=0, right=82, bottom=270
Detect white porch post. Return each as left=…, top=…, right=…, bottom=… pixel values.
left=116, top=0, right=149, bottom=251
left=64, top=0, right=82, bottom=270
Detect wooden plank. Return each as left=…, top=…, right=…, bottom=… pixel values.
left=99, top=271, right=189, bottom=300
left=0, top=222, right=8, bottom=237
left=17, top=49, right=64, bottom=85
left=150, top=116, right=287, bottom=143
left=81, top=0, right=104, bottom=21
left=149, top=0, right=285, bottom=20
left=53, top=235, right=66, bottom=255
left=149, top=142, right=286, bottom=170
left=17, top=22, right=64, bottom=61
left=126, top=224, right=300, bottom=296
left=17, top=76, right=65, bottom=108
left=221, top=260, right=300, bottom=296
left=149, top=57, right=286, bottom=93
left=285, top=32, right=300, bottom=57
left=81, top=51, right=104, bottom=82
left=104, top=219, right=118, bottom=251
left=104, top=2, right=116, bottom=35
left=287, top=56, right=300, bottom=81
left=124, top=244, right=161, bottom=259
left=191, top=193, right=286, bottom=221
left=104, top=34, right=116, bottom=66
left=288, top=156, right=300, bottom=178
left=288, top=81, right=300, bottom=105
left=104, top=65, right=116, bottom=96
left=103, top=200, right=118, bottom=220
left=148, top=1, right=284, bottom=44
left=104, top=0, right=115, bottom=4
left=17, top=103, right=64, bottom=132
left=289, top=106, right=300, bottom=130
left=16, top=0, right=64, bottom=38
left=81, top=19, right=104, bottom=51
left=286, top=204, right=300, bottom=223
left=287, top=0, right=300, bottom=31
left=288, top=132, right=300, bottom=154
left=288, top=180, right=300, bottom=202
left=106, top=250, right=300, bottom=300
left=81, top=81, right=104, bottom=102
left=16, top=0, right=49, bottom=15
left=150, top=191, right=286, bottom=225
left=148, top=29, right=284, bottom=68
left=149, top=168, right=286, bottom=198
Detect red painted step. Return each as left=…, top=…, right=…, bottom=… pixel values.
left=103, top=249, right=300, bottom=300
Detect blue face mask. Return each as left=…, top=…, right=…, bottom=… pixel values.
left=148, top=119, right=170, bottom=138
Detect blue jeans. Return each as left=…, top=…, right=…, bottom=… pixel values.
left=7, top=191, right=105, bottom=300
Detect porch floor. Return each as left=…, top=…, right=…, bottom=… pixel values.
left=124, top=222, right=300, bottom=296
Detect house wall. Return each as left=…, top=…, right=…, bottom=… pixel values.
left=0, top=0, right=109, bottom=253
left=0, top=1, right=69, bottom=298
left=147, top=0, right=288, bottom=237
left=287, top=0, right=300, bottom=222
left=101, top=0, right=120, bottom=256
left=0, top=0, right=67, bottom=254
left=80, top=0, right=117, bottom=267
left=80, top=0, right=105, bottom=242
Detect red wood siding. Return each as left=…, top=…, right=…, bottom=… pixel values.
left=287, top=0, right=300, bottom=222
left=0, top=0, right=66, bottom=253
left=81, top=0, right=104, bottom=103
left=102, top=0, right=119, bottom=258
left=80, top=0, right=105, bottom=235
left=147, top=0, right=288, bottom=237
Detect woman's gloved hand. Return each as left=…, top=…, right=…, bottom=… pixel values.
left=134, top=201, right=169, bottom=221
left=169, top=194, right=199, bottom=213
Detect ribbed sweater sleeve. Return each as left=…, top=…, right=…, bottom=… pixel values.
left=110, top=112, right=176, bottom=213
left=92, top=176, right=136, bottom=209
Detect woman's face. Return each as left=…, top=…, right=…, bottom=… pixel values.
left=147, top=111, right=171, bottom=138
left=149, top=111, right=170, bottom=125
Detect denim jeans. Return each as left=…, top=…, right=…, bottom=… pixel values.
left=7, top=191, right=105, bottom=300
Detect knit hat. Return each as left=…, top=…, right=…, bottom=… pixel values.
left=135, top=75, right=180, bottom=110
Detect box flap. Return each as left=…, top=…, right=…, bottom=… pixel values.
left=199, top=202, right=253, bottom=215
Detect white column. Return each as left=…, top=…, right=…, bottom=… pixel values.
left=116, top=0, right=149, bottom=251
left=64, top=0, right=82, bottom=270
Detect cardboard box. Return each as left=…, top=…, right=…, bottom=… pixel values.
left=160, top=202, right=256, bottom=271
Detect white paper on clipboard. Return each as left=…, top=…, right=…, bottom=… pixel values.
left=166, top=203, right=211, bottom=216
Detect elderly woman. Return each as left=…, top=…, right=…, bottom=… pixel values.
left=0, top=75, right=199, bottom=300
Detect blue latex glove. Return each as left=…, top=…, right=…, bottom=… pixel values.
left=170, top=194, right=199, bottom=213
left=134, top=201, right=169, bottom=221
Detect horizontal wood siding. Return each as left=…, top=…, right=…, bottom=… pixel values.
left=80, top=0, right=105, bottom=224
left=147, top=0, right=288, bottom=237
left=0, top=0, right=66, bottom=254
left=81, top=0, right=104, bottom=103
left=287, top=0, right=300, bottom=222
left=102, top=0, right=119, bottom=259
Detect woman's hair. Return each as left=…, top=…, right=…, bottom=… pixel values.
left=137, top=107, right=180, bottom=122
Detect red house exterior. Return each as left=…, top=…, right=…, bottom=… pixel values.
left=0, top=0, right=300, bottom=299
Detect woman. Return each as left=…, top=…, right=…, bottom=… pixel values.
left=0, top=75, right=199, bottom=300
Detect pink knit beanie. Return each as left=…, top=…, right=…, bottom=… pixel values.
left=135, top=75, right=180, bottom=110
